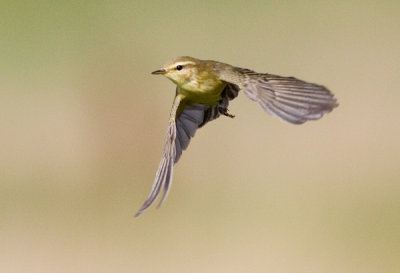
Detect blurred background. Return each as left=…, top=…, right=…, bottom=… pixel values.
left=1, top=1, right=399, bottom=272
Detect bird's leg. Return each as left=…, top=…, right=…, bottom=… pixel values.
left=218, top=106, right=235, bottom=118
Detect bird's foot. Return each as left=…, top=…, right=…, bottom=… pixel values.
left=219, top=107, right=235, bottom=118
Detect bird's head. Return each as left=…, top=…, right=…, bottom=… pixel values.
left=152, top=56, right=217, bottom=90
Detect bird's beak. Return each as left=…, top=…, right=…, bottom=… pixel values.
left=151, top=68, right=167, bottom=75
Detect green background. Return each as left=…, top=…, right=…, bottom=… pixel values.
left=1, top=1, right=399, bottom=272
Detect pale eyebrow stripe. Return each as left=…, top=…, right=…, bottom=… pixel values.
left=167, top=61, right=195, bottom=69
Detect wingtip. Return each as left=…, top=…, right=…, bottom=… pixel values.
left=134, top=204, right=147, bottom=218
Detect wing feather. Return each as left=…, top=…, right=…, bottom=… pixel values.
left=136, top=84, right=241, bottom=217
left=220, top=67, right=338, bottom=124
left=136, top=93, right=234, bottom=216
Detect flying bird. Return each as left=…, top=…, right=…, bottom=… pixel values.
left=135, top=56, right=338, bottom=217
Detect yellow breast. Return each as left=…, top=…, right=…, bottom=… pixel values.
left=177, top=79, right=226, bottom=105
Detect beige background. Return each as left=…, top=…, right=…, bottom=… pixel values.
left=1, top=1, right=399, bottom=272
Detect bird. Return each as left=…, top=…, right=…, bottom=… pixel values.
left=135, top=56, right=338, bottom=217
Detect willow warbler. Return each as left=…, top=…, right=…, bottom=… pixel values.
left=135, top=56, right=338, bottom=217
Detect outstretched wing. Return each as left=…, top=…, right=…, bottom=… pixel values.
left=135, top=85, right=238, bottom=217
left=134, top=95, right=181, bottom=217
left=221, top=67, right=338, bottom=124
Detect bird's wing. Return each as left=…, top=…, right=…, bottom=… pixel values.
left=135, top=89, right=234, bottom=217
left=220, top=67, right=338, bottom=124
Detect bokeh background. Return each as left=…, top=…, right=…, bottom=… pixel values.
left=1, top=1, right=399, bottom=272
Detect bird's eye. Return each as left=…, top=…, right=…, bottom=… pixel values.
left=176, top=65, right=183, bottom=71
